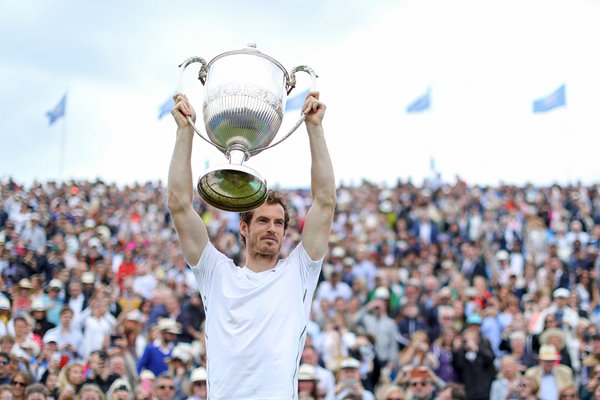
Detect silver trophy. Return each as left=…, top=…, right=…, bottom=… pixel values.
left=178, top=44, right=317, bottom=212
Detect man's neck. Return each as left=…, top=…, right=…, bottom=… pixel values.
left=245, top=252, right=278, bottom=272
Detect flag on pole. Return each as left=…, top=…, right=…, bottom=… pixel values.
left=533, top=84, right=566, bottom=113
left=46, top=93, right=67, bottom=125
left=285, top=89, right=310, bottom=112
left=406, top=88, right=431, bottom=113
left=158, top=95, right=175, bottom=120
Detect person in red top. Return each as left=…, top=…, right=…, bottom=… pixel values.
left=116, top=250, right=137, bottom=290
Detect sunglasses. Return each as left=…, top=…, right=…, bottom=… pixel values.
left=409, top=381, right=429, bottom=387
left=12, top=380, right=27, bottom=387
left=158, top=385, right=175, bottom=390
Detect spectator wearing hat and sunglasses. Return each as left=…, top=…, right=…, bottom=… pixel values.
left=525, top=344, right=574, bottom=400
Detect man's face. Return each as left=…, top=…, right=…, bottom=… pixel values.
left=408, top=377, right=433, bottom=399
left=192, top=381, right=207, bottom=399
left=60, top=310, right=73, bottom=326
left=154, top=378, right=176, bottom=400
left=541, top=359, right=555, bottom=374
left=14, top=319, right=29, bottom=336
left=241, top=203, right=285, bottom=256
left=302, top=347, right=317, bottom=365
left=340, top=367, right=359, bottom=384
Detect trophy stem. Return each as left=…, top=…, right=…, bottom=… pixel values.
left=227, top=147, right=250, bottom=165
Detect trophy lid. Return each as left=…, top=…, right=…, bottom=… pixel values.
left=206, top=44, right=290, bottom=82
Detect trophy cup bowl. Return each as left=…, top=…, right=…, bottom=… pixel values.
left=179, top=44, right=317, bottom=212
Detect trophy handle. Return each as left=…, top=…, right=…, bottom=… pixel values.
left=177, top=57, right=228, bottom=154
left=250, top=65, right=318, bottom=155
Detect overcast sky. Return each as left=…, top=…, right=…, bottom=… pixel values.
left=1, top=0, right=599, bottom=189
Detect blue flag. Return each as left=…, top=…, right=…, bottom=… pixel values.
left=285, top=89, right=310, bottom=112
left=46, top=93, right=67, bottom=125
left=533, top=84, right=566, bottom=113
left=158, top=95, right=175, bottom=120
left=406, top=88, right=431, bottom=113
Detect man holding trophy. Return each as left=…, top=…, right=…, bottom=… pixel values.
left=167, top=84, right=336, bottom=400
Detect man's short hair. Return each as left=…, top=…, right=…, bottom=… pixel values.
left=59, top=305, right=74, bottom=315
left=154, top=372, right=175, bottom=385
left=25, top=383, right=50, bottom=397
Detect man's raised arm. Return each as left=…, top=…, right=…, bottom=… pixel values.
left=300, top=92, right=337, bottom=261
left=167, top=94, right=209, bottom=266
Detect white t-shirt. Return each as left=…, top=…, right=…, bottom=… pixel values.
left=192, top=242, right=322, bottom=400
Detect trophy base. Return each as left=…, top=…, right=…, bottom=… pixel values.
left=197, top=164, right=268, bottom=212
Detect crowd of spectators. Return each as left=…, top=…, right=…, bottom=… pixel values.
left=2, top=176, right=600, bottom=400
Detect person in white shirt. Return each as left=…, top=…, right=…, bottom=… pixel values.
left=316, top=269, right=353, bottom=304
left=44, top=305, right=83, bottom=361
left=167, top=91, right=336, bottom=400
left=67, top=280, right=86, bottom=322
left=132, top=260, right=158, bottom=300
left=79, top=296, right=116, bottom=358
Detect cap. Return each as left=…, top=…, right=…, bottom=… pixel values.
left=31, top=299, right=48, bottom=312
left=374, top=286, right=390, bottom=300
left=0, top=296, right=10, bottom=310
left=298, top=364, right=317, bottom=381
left=466, top=314, right=483, bottom=325
left=331, top=246, right=345, bottom=258
left=496, top=250, right=509, bottom=261
left=410, top=366, right=430, bottom=379
left=18, top=278, right=33, bottom=289
left=553, top=288, right=570, bottom=299
left=48, top=279, right=63, bottom=290
left=190, top=367, right=207, bottom=383
left=167, top=346, right=192, bottom=363
left=538, top=344, right=561, bottom=361
left=43, top=333, right=58, bottom=344
left=340, top=357, right=361, bottom=369
left=139, top=370, right=156, bottom=380
left=81, top=272, right=95, bottom=284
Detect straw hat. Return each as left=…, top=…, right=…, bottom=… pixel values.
left=190, top=367, right=207, bottom=383
left=18, top=278, right=33, bottom=289
left=540, top=328, right=566, bottom=349
left=539, top=344, right=561, bottom=361
left=298, top=364, right=317, bottom=381
left=157, top=318, right=181, bottom=334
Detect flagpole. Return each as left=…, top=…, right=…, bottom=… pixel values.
left=565, top=108, right=571, bottom=186
left=59, top=111, right=67, bottom=180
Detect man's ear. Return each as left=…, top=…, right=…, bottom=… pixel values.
left=240, top=221, right=248, bottom=238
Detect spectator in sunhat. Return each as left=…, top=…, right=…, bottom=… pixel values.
left=30, top=298, right=55, bottom=337
left=0, top=296, right=11, bottom=336
left=186, top=367, right=207, bottom=400
left=12, top=278, right=33, bottom=313
left=136, top=318, right=180, bottom=377
left=297, top=363, right=320, bottom=400
left=525, top=344, right=574, bottom=400
left=36, top=278, right=64, bottom=326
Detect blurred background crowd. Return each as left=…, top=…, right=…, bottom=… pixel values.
left=2, top=176, right=600, bottom=400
